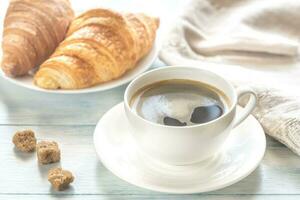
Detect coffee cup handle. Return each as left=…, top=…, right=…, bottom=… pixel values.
left=232, top=87, right=257, bottom=128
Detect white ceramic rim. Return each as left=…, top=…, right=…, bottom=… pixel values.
left=93, top=102, right=266, bottom=194
left=0, top=38, right=159, bottom=94
left=124, top=66, right=238, bottom=129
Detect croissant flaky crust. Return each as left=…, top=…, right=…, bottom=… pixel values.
left=1, top=0, right=74, bottom=77
left=34, top=8, right=159, bottom=89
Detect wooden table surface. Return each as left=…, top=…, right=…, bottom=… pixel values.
left=1, top=0, right=300, bottom=200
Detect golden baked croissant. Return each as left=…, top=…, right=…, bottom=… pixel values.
left=1, top=0, right=74, bottom=77
left=34, top=8, right=159, bottom=89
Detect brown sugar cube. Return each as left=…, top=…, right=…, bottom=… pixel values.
left=12, top=130, right=37, bottom=152
left=48, top=167, right=74, bottom=191
left=37, top=141, right=60, bottom=164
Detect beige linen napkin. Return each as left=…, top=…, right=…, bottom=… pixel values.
left=160, top=0, right=300, bottom=155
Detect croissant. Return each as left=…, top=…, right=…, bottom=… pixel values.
left=34, top=8, right=159, bottom=89
left=1, top=0, right=74, bottom=77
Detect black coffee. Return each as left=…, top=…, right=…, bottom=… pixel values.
left=130, top=79, right=229, bottom=126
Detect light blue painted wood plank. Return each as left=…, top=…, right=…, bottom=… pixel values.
left=0, top=80, right=125, bottom=125
left=0, top=126, right=300, bottom=195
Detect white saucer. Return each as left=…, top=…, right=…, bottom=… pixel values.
left=93, top=102, right=266, bottom=194
left=0, top=39, right=159, bottom=94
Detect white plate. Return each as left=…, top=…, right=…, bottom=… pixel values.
left=93, top=102, right=266, bottom=194
left=0, top=39, right=159, bottom=94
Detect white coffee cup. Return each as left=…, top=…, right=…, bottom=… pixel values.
left=124, top=66, right=257, bottom=165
